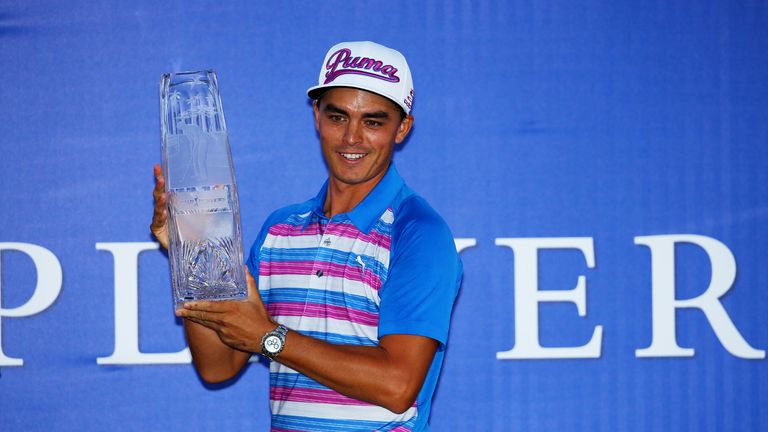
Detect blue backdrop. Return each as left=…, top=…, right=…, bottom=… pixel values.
left=1, top=1, right=767, bottom=430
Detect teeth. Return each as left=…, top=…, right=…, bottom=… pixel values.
left=341, top=153, right=365, bottom=160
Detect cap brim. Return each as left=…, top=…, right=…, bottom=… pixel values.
left=306, top=84, right=409, bottom=114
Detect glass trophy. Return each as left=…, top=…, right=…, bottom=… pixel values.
left=159, top=70, right=247, bottom=309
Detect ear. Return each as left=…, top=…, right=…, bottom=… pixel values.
left=313, top=100, right=321, bottom=131
left=394, top=114, right=414, bottom=144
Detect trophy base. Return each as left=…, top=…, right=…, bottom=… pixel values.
left=173, top=236, right=247, bottom=307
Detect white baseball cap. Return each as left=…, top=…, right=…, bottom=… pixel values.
left=307, top=41, right=414, bottom=114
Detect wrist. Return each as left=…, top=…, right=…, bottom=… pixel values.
left=260, top=324, right=289, bottom=360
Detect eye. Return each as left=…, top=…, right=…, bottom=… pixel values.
left=327, top=114, right=345, bottom=123
left=364, top=119, right=383, bottom=128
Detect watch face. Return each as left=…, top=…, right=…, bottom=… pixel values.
left=264, top=335, right=283, bottom=354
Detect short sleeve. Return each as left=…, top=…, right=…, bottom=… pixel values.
left=377, top=196, right=463, bottom=348
left=246, top=221, right=270, bottom=278
left=246, top=203, right=308, bottom=280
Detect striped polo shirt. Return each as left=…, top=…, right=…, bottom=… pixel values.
left=247, top=164, right=462, bottom=432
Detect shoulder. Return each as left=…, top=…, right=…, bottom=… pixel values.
left=247, top=198, right=314, bottom=261
left=386, top=187, right=459, bottom=273
left=390, top=186, right=455, bottom=243
left=262, top=199, right=315, bottom=229
left=377, top=186, right=462, bottom=345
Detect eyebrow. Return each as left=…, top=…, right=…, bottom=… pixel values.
left=324, top=103, right=391, bottom=119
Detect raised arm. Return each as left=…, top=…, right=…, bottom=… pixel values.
left=150, top=164, right=251, bottom=382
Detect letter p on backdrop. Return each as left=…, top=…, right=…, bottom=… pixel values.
left=0, top=243, right=62, bottom=366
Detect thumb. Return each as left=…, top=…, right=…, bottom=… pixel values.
left=245, top=266, right=260, bottom=300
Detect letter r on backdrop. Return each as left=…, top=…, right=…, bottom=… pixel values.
left=634, top=235, right=765, bottom=359
left=0, top=243, right=63, bottom=366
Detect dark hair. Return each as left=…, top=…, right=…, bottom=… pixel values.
left=315, top=88, right=407, bottom=120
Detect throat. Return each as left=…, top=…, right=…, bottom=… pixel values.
left=323, top=179, right=376, bottom=218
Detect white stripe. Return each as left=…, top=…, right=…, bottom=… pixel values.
left=271, top=362, right=299, bottom=375
left=266, top=232, right=391, bottom=269
left=381, top=209, right=394, bottom=224
left=325, top=234, right=391, bottom=269
left=265, top=233, right=320, bottom=248
left=260, top=274, right=382, bottom=304
left=274, top=315, right=379, bottom=342
left=271, top=400, right=416, bottom=423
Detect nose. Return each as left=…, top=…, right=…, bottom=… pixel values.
left=343, top=120, right=363, bottom=146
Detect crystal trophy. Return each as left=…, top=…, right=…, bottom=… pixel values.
left=159, top=70, right=247, bottom=308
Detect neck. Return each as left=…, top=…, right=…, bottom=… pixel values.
left=323, top=168, right=388, bottom=218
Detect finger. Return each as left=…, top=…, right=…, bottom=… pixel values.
left=184, top=301, right=232, bottom=313
left=153, top=183, right=166, bottom=201
left=153, top=179, right=166, bottom=201
left=153, top=165, right=165, bottom=185
left=152, top=197, right=167, bottom=223
left=152, top=196, right=167, bottom=214
left=181, top=314, right=218, bottom=330
left=150, top=213, right=167, bottom=235
left=178, top=308, right=218, bottom=324
left=153, top=165, right=166, bottom=196
left=153, top=190, right=167, bottom=205
left=151, top=168, right=168, bottom=227
left=153, top=164, right=164, bottom=181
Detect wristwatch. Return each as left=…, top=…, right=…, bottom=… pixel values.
left=260, top=324, right=288, bottom=360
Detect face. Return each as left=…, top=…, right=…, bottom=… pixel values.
left=313, top=87, right=413, bottom=194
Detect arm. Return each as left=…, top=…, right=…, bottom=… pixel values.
left=163, top=174, right=457, bottom=409
left=151, top=164, right=251, bottom=382
left=178, top=269, right=438, bottom=413
left=279, top=329, right=438, bottom=414
left=183, top=318, right=253, bottom=383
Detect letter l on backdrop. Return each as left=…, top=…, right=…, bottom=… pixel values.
left=96, top=242, right=191, bottom=365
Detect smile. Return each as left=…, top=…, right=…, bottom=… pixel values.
left=340, top=152, right=366, bottom=160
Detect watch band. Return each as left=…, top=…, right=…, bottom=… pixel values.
left=260, top=324, right=288, bottom=360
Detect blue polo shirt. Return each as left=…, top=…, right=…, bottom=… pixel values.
left=247, top=163, right=462, bottom=431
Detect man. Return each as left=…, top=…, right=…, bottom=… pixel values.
left=151, top=41, right=462, bottom=431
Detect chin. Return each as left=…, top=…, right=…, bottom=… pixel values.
left=329, top=166, right=367, bottom=184
left=334, top=175, right=369, bottom=186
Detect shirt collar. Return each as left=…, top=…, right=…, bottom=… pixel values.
left=305, top=163, right=405, bottom=233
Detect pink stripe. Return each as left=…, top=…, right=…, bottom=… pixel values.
left=268, top=302, right=379, bottom=326
left=361, top=266, right=382, bottom=291
left=260, top=261, right=315, bottom=276
left=271, top=386, right=374, bottom=406
left=327, top=224, right=391, bottom=250
left=260, top=261, right=382, bottom=291
left=390, top=427, right=413, bottom=432
left=268, top=221, right=392, bottom=251
left=269, top=222, right=321, bottom=237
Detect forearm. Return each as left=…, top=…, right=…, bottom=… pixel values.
left=276, top=331, right=437, bottom=414
left=184, top=319, right=251, bottom=383
left=175, top=273, right=438, bottom=411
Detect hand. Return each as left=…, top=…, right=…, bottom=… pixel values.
left=150, top=164, right=170, bottom=250
left=176, top=268, right=274, bottom=353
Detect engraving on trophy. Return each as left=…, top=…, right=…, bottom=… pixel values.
left=180, top=237, right=239, bottom=300
left=160, top=70, right=247, bottom=308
